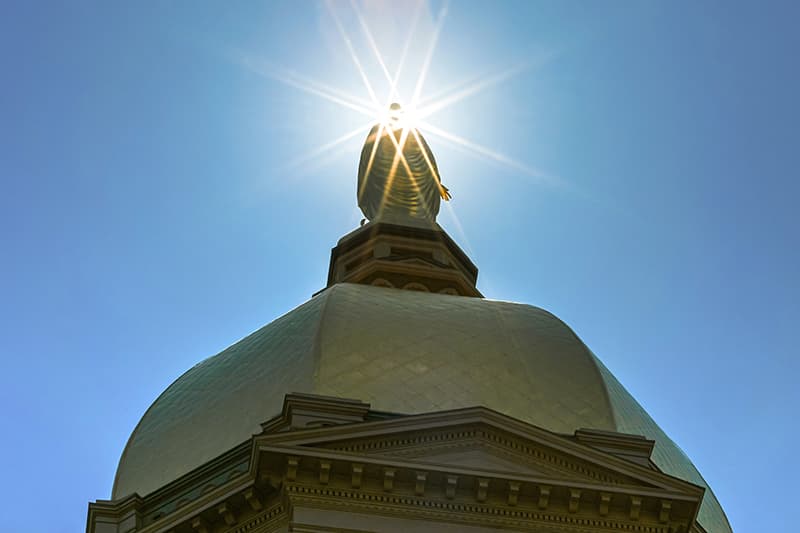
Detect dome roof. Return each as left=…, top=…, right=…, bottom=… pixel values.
left=114, top=283, right=729, bottom=531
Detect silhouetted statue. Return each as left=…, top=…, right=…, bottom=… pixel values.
left=358, top=103, right=450, bottom=222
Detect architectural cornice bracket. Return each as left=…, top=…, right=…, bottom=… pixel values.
left=217, top=503, right=236, bottom=526
left=445, top=475, right=458, bottom=499
left=243, top=487, right=263, bottom=511
left=630, top=495, right=642, bottom=520
left=476, top=478, right=490, bottom=502
left=507, top=481, right=521, bottom=506
left=190, top=517, right=208, bottom=533
left=415, top=471, right=428, bottom=496
left=351, top=463, right=364, bottom=488
left=318, top=460, right=331, bottom=484
left=538, top=485, right=551, bottom=509
left=286, top=456, right=299, bottom=481
left=383, top=468, right=396, bottom=492
left=599, top=492, right=612, bottom=516
left=568, top=488, right=582, bottom=513
left=659, top=499, right=672, bottom=523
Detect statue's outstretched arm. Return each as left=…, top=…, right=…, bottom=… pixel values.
left=416, top=129, right=451, bottom=201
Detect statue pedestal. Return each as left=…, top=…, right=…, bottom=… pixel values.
left=326, top=218, right=481, bottom=297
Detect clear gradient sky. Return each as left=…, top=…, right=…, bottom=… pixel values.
left=1, top=2, right=798, bottom=531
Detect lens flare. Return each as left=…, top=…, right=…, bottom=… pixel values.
left=284, top=122, right=374, bottom=172
left=236, top=0, right=563, bottom=210
left=411, top=2, right=448, bottom=109
left=325, top=0, right=380, bottom=107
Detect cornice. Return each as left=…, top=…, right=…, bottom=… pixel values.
left=86, top=494, right=144, bottom=533
left=258, top=444, right=699, bottom=504
left=286, top=483, right=675, bottom=533
left=312, top=426, right=632, bottom=485
left=253, top=406, right=704, bottom=497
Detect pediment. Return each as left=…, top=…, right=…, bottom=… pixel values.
left=399, top=445, right=554, bottom=476
left=317, top=427, right=647, bottom=488
left=94, top=396, right=704, bottom=533
left=254, top=403, right=698, bottom=496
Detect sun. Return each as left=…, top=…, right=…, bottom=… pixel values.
left=375, top=102, right=421, bottom=132
left=233, top=0, right=557, bottom=207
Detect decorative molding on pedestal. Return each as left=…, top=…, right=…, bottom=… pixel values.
left=326, top=220, right=482, bottom=297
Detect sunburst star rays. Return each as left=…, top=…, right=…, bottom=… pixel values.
left=419, top=121, right=563, bottom=187
left=350, top=0, right=393, bottom=88
left=235, top=54, right=374, bottom=118
left=236, top=0, right=565, bottom=200
left=410, top=1, right=448, bottom=110
left=415, top=63, right=531, bottom=121
left=284, top=122, right=373, bottom=172
left=386, top=0, right=424, bottom=105
left=326, top=0, right=381, bottom=107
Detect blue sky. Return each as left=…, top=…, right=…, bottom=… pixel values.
left=1, top=2, right=798, bottom=531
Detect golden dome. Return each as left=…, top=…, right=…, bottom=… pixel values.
left=113, top=283, right=729, bottom=531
